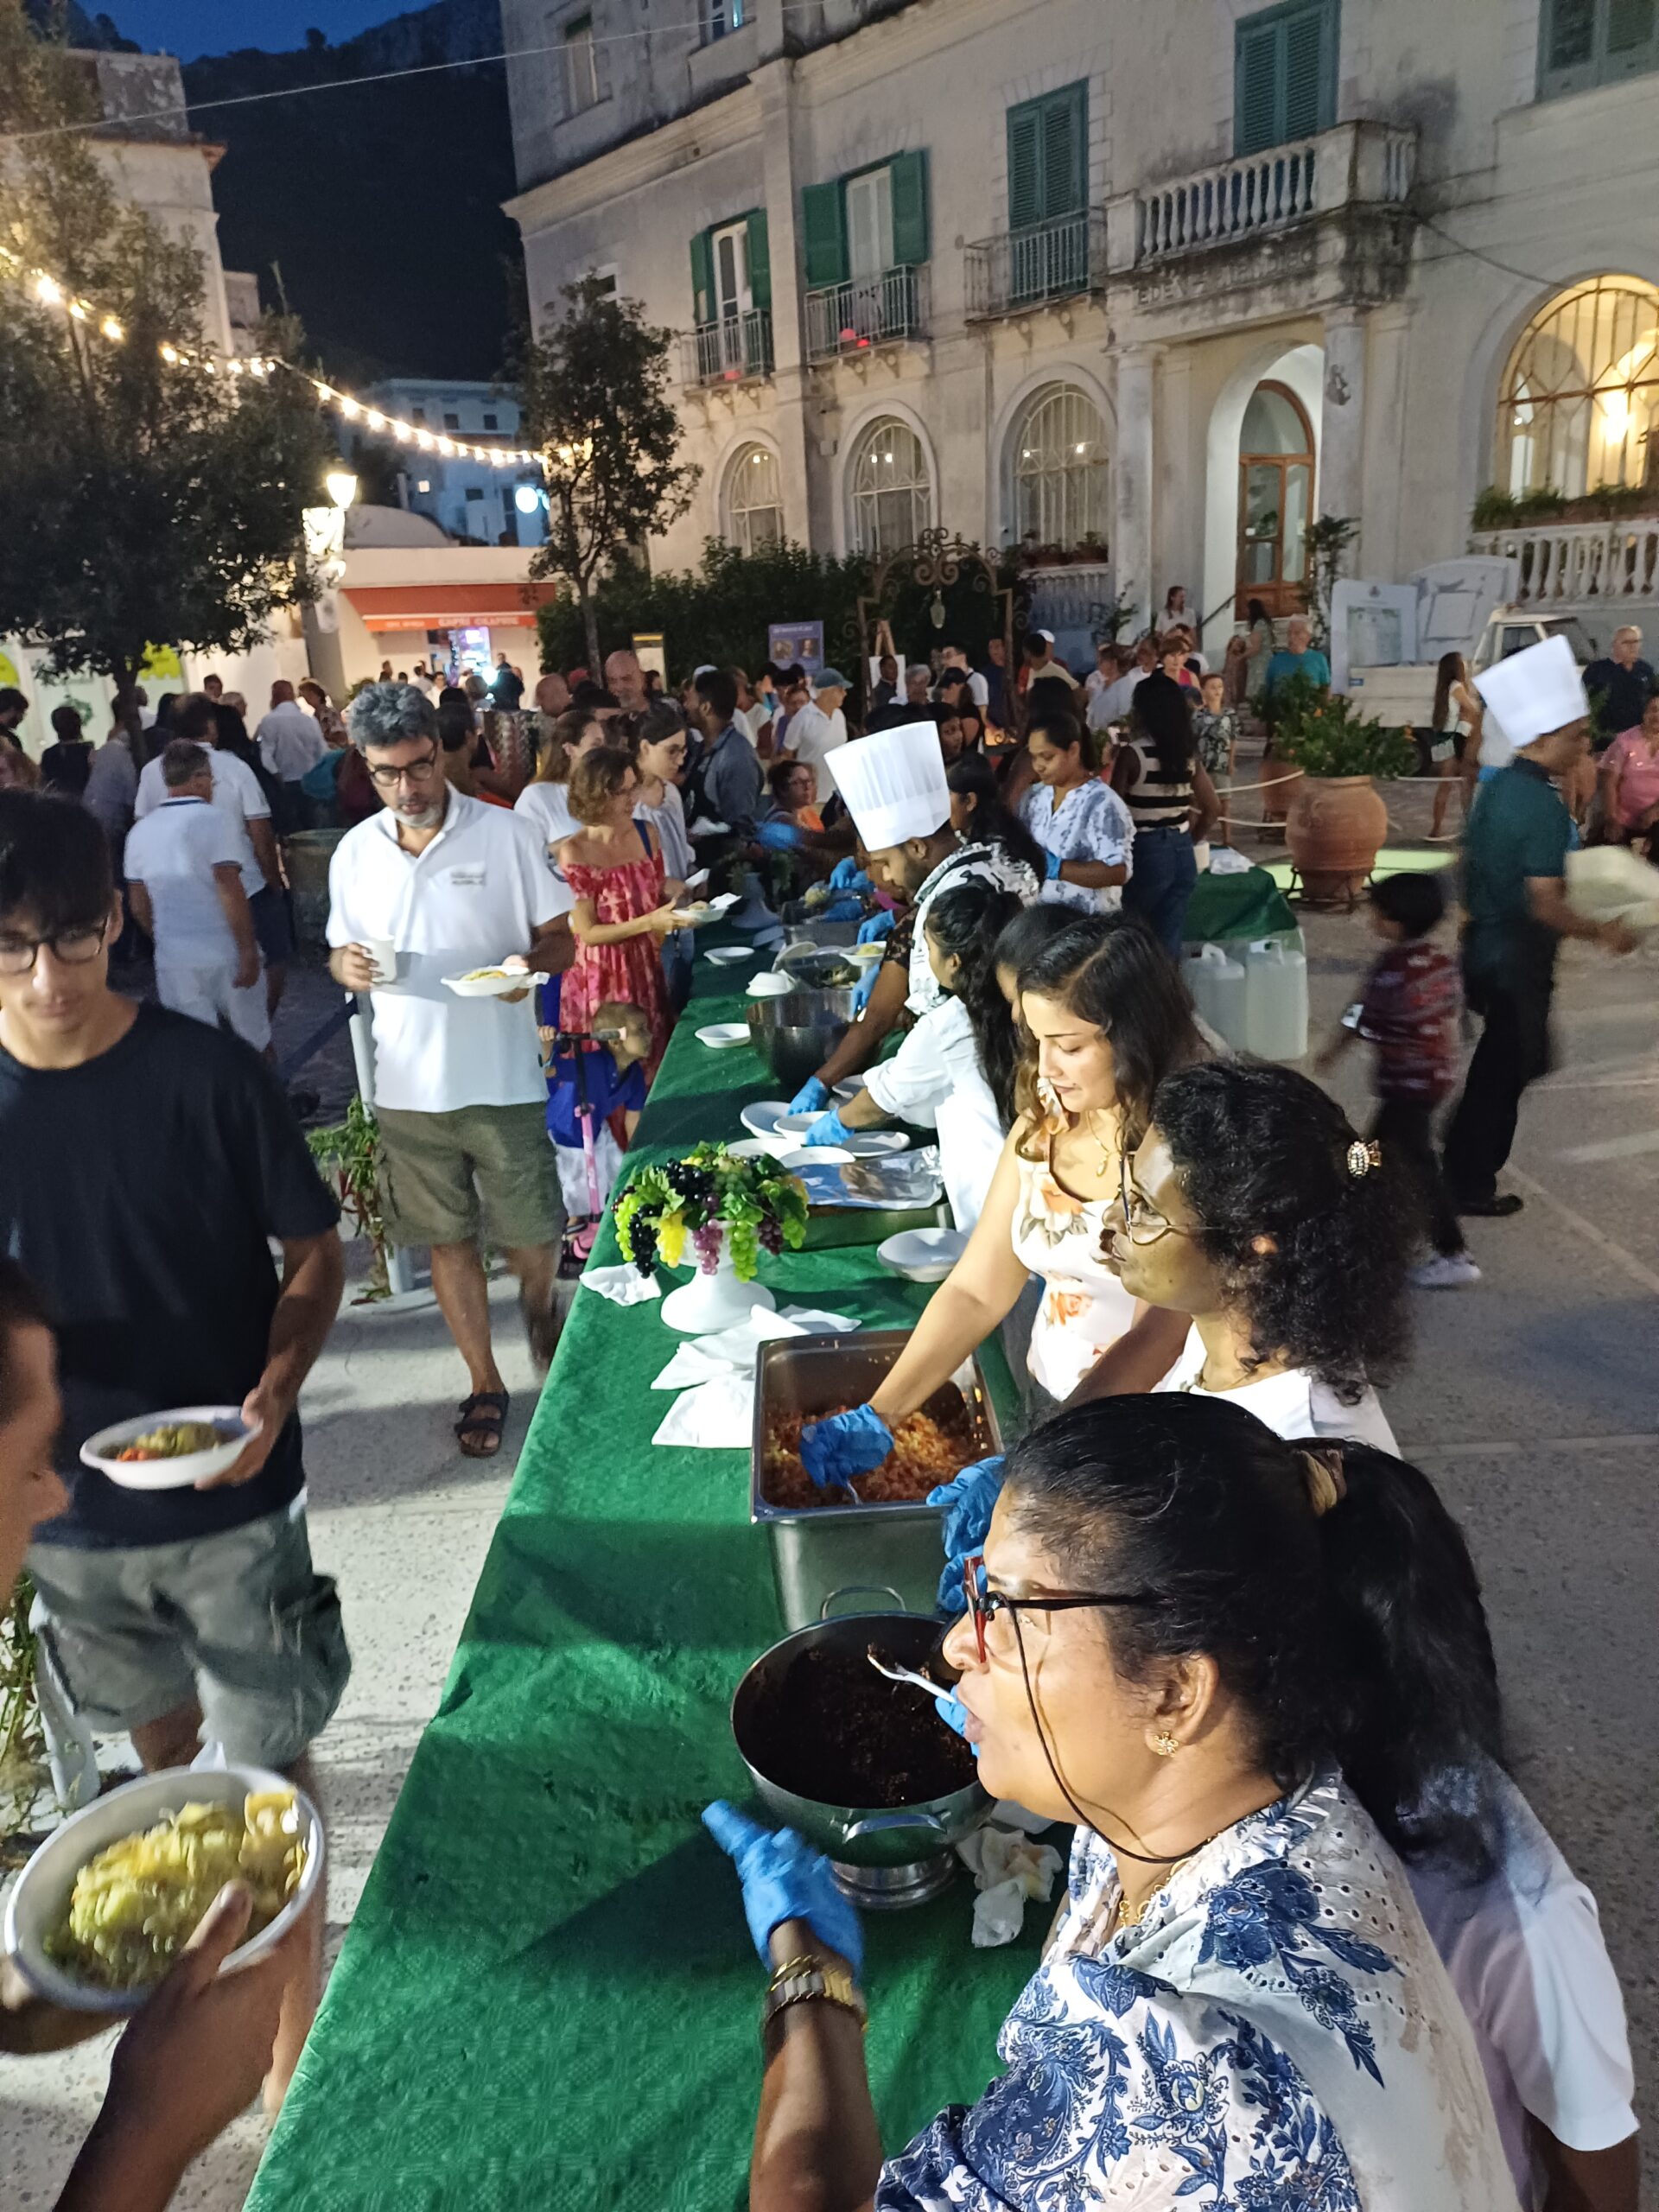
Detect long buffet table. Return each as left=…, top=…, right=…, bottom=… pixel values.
left=246, top=942, right=1045, bottom=2212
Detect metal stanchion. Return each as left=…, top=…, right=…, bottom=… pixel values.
left=347, top=990, right=416, bottom=1300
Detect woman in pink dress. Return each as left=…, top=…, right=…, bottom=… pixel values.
left=557, top=745, right=683, bottom=1077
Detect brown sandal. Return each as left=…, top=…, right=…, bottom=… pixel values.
left=455, top=1390, right=509, bottom=1458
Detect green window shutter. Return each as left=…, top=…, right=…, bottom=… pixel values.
left=1007, top=101, right=1042, bottom=229
left=1543, top=0, right=1597, bottom=66
left=888, top=149, right=930, bottom=266
left=801, top=181, right=848, bottom=289
left=1281, top=5, right=1330, bottom=137
left=690, top=228, right=714, bottom=327
left=1235, top=2, right=1335, bottom=154
left=1236, top=21, right=1281, bottom=153
left=1607, top=0, right=1657, bottom=59
left=1040, top=84, right=1086, bottom=217
left=746, top=207, right=772, bottom=308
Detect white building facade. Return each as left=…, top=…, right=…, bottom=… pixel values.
left=502, top=0, right=1659, bottom=657
left=363, top=378, right=550, bottom=548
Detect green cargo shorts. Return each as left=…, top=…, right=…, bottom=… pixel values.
left=29, top=1501, right=351, bottom=1770
left=376, top=1100, right=563, bottom=1251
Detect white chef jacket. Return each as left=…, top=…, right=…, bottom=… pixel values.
left=326, top=790, right=563, bottom=1112
left=862, top=998, right=1005, bottom=1231
left=134, top=747, right=268, bottom=898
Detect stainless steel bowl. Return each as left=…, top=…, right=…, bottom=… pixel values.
left=746, top=988, right=857, bottom=1096
left=731, top=1609, right=989, bottom=1905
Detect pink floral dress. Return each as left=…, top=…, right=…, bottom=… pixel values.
left=561, top=831, right=673, bottom=1077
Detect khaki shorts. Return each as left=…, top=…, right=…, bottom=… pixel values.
left=29, top=1502, right=350, bottom=1770
left=377, top=1100, right=563, bottom=1251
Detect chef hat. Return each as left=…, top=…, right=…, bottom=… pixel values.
left=827, top=721, right=950, bottom=850
left=1473, top=634, right=1588, bottom=747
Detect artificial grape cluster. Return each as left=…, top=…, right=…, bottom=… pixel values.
left=691, top=1221, right=724, bottom=1274
left=727, top=1220, right=760, bottom=1278
left=664, top=1159, right=719, bottom=1211
left=624, top=1214, right=658, bottom=1276
left=757, top=1217, right=785, bottom=1256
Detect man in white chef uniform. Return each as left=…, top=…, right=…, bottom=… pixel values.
left=800, top=721, right=1035, bottom=1230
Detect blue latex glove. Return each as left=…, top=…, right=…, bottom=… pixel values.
left=829, top=856, right=872, bottom=893
left=932, top=1691, right=980, bottom=1758
left=757, top=819, right=803, bottom=852
left=928, top=1453, right=1007, bottom=1617
left=788, top=1076, right=830, bottom=1116
left=702, top=1802, right=864, bottom=1971
left=855, top=909, right=896, bottom=945
left=799, top=1403, right=893, bottom=1490
left=804, top=1108, right=851, bottom=1147
left=818, top=894, right=864, bottom=925
left=1044, top=849, right=1063, bottom=881
left=852, top=962, right=880, bottom=1014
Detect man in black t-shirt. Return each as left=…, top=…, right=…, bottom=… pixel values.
left=0, top=791, right=349, bottom=1779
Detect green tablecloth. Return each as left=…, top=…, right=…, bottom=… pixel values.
left=1185, top=863, right=1297, bottom=944
left=248, top=945, right=1044, bottom=2211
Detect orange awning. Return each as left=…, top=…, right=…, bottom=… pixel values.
left=344, top=581, right=560, bottom=632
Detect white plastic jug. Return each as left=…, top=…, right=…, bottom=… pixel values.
left=1243, top=937, right=1309, bottom=1061
left=1182, top=942, right=1248, bottom=1050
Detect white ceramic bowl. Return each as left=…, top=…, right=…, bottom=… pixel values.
left=80, top=1406, right=256, bottom=1491
left=442, top=968, right=547, bottom=999
left=746, top=971, right=793, bottom=998
left=740, top=1100, right=791, bottom=1138
left=4, top=1764, right=324, bottom=2014
left=877, top=1225, right=968, bottom=1283
left=840, top=1129, right=910, bottom=1158
left=723, top=1137, right=778, bottom=1160
left=773, top=1110, right=820, bottom=1137
left=705, top=945, right=754, bottom=968
left=695, top=1022, right=751, bottom=1048
left=775, top=1145, right=855, bottom=1169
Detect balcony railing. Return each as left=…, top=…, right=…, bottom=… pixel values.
left=804, top=266, right=929, bottom=360
left=964, top=209, right=1106, bottom=321
left=1128, top=122, right=1416, bottom=266
left=1470, top=518, right=1659, bottom=608
left=681, top=307, right=773, bottom=389
left=1025, top=562, right=1116, bottom=641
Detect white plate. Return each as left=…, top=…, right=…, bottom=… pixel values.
left=840, top=1128, right=910, bottom=1158
left=442, top=968, right=548, bottom=999
left=705, top=945, right=754, bottom=968
left=80, top=1406, right=257, bottom=1491
left=878, top=1226, right=968, bottom=1283
left=746, top=972, right=792, bottom=997
left=774, top=1110, right=820, bottom=1137
left=723, top=1136, right=778, bottom=1160
left=695, top=1022, right=751, bottom=1048
left=775, top=1145, right=855, bottom=1168
left=671, top=891, right=741, bottom=925
left=740, top=1100, right=792, bottom=1138
left=4, top=1764, right=324, bottom=2014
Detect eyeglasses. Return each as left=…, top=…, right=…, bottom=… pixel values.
left=366, top=750, right=442, bottom=791
left=1116, top=1154, right=1197, bottom=1247
left=961, top=1554, right=1156, bottom=1666
left=0, top=922, right=110, bottom=975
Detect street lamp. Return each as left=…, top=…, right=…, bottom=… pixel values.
left=325, top=468, right=358, bottom=511
left=514, top=484, right=543, bottom=515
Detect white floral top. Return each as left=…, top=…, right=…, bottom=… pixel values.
left=878, top=1771, right=1517, bottom=2211
left=1020, top=779, right=1135, bottom=913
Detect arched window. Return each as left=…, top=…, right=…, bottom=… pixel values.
left=1011, top=384, right=1109, bottom=550
left=1236, top=379, right=1314, bottom=618
left=846, top=417, right=931, bottom=555
left=725, top=443, right=782, bottom=554
left=1497, top=276, right=1659, bottom=499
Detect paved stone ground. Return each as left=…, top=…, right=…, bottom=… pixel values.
left=4, top=769, right=1656, bottom=2203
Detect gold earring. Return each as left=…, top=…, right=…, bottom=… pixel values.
left=1153, top=1730, right=1179, bottom=1758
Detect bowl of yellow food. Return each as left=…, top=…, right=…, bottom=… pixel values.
left=79, top=1406, right=256, bottom=1491
left=442, top=966, right=549, bottom=999
left=4, top=1765, right=322, bottom=2012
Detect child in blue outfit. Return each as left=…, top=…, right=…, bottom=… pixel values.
left=536, top=991, right=651, bottom=1265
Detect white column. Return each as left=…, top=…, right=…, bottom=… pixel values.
left=753, top=59, right=814, bottom=548
left=1319, top=308, right=1368, bottom=556
left=1112, top=344, right=1158, bottom=636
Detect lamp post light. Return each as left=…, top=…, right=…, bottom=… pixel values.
left=325, top=468, right=359, bottom=511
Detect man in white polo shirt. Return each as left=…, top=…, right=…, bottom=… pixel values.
left=124, top=740, right=268, bottom=1051
left=327, top=685, right=573, bottom=1459
left=780, top=667, right=849, bottom=804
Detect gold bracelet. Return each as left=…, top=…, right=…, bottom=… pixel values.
left=762, top=1958, right=868, bottom=2041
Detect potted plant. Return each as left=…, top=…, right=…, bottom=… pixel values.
left=1269, top=678, right=1414, bottom=904
left=308, top=1099, right=393, bottom=1303
left=615, top=1142, right=809, bottom=1332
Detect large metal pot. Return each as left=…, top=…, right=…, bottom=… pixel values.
left=746, top=988, right=856, bottom=1096
left=731, top=1608, right=989, bottom=1904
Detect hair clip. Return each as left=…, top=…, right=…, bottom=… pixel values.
left=1346, top=1139, right=1382, bottom=1179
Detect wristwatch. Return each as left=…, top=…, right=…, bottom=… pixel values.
left=763, top=1953, right=868, bottom=2040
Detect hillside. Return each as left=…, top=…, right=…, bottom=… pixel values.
left=179, top=0, right=519, bottom=383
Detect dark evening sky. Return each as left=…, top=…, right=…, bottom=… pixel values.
left=113, top=3, right=397, bottom=59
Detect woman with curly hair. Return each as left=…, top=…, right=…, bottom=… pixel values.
left=1105, top=1058, right=1410, bottom=1448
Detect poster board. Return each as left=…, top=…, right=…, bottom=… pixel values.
left=768, top=621, right=823, bottom=676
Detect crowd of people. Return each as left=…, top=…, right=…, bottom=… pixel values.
left=0, top=601, right=1648, bottom=2209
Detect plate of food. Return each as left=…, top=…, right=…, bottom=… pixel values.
left=670, top=891, right=741, bottom=926
left=4, top=1764, right=323, bottom=2013
left=845, top=941, right=887, bottom=965
left=80, top=1407, right=257, bottom=1491
left=705, top=944, right=755, bottom=968
left=695, top=1022, right=751, bottom=1049
left=442, top=967, right=547, bottom=999
left=878, top=1225, right=968, bottom=1282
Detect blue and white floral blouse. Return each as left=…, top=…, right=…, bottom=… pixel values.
left=877, top=1770, right=1518, bottom=2210
left=1020, top=780, right=1135, bottom=915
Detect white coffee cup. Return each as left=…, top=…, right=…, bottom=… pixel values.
left=363, top=937, right=397, bottom=985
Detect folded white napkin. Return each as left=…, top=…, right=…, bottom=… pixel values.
left=957, top=1821, right=1065, bottom=1948
left=580, top=1263, right=661, bottom=1306
left=651, top=1305, right=862, bottom=1392
left=651, top=1368, right=754, bottom=1448
left=1206, top=844, right=1251, bottom=875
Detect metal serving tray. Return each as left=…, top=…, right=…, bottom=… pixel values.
left=751, top=1330, right=1003, bottom=1632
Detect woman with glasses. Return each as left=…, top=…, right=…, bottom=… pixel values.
left=798, top=917, right=1201, bottom=1490
left=1100, top=1058, right=1408, bottom=1449
left=706, top=1391, right=1520, bottom=2210
left=557, top=745, right=683, bottom=1078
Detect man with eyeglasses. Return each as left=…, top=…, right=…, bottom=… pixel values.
left=0, top=790, right=349, bottom=1803
left=327, top=683, right=573, bottom=1457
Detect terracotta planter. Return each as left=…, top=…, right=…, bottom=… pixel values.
left=1285, top=774, right=1389, bottom=903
